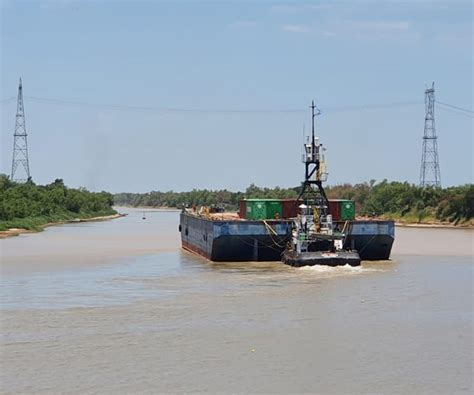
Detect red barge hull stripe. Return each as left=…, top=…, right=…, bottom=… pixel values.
left=182, top=241, right=211, bottom=260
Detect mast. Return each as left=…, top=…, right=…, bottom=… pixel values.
left=296, top=101, right=328, bottom=210
left=311, top=100, right=317, bottom=160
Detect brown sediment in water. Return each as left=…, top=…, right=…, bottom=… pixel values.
left=392, top=226, right=474, bottom=257
left=1, top=251, right=472, bottom=394
left=1, top=210, right=472, bottom=394
left=0, top=213, right=126, bottom=239
left=0, top=211, right=180, bottom=275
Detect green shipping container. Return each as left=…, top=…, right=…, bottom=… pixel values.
left=244, top=199, right=283, bottom=220
left=265, top=200, right=283, bottom=220
left=245, top=200, right=267, bottom=220
left=340, top=200, right=356, bottom=220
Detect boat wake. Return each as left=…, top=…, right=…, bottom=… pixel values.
left=298, top=263, right=383, bottom=276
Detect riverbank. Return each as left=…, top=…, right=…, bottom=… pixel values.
left=355, top=215, right=473, bottom=229
left=115, top=205, right=180, bottom=211
left=0, top=213, right=126, bottom=239
left=394, top=221, right=474, bottom=229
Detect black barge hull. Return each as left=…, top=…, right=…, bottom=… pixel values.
left=180, top=213, right=290, bottom=261
left=180, top=213, right=394, bottom=262
left=343, top=221, right=395, bottom=260
left=282, top=250, right=361, bottom=267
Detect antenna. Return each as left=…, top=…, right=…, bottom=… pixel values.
left=11, top=78, right=31, bottom=182
left=302, top=124, right=305, bottom=158
left=310, top=100, right=321, bottom=150
left=419, top=82, right=441, bottom=187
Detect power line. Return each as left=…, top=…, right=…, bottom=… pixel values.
left=324, top=101, right=420, bottom=112
left=24, top=96, right=306, bottom=114
left=437, top=105, right=474, bottom=118
left=437, top=101, right=473, bottom=114
left=19, top=95, right=423, bottom=114
left=1, top=95, right=471, bottom=118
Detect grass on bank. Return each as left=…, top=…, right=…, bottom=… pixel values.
left=375, top=209, right=473, bottom=227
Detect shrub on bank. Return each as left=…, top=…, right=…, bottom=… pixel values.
left=0, top=175, right=116, bottom=231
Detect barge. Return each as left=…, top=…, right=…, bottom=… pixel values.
left=180, top=212, right=394, bottom=262
left=179, top=100, right=395, bottom=264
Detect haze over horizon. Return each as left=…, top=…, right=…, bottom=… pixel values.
left=1, top=0, right=472, bottom=193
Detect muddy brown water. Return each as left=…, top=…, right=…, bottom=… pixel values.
left=1, top=208, right=472, bottom=394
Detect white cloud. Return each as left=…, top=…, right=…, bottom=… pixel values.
left=352, top=21, right=411, bottom=31
left=343, top=20, right=420, bottom=41
left=278, top=19, right=418, bottom=41
left=281, top=24, right=312, bottom=34
left=270, top=4, right=303, bottom=13
left=271, top=3, right=341, bottom=13
left=229, top=21, right=257, bottom=29
left=322, top=31, right=337, bottom=37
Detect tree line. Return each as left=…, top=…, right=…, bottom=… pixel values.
left=114, top=184, right=301, bottom=209
left=0, top=174, right=116, bottom=231
left=325, top=180, right=473, bottom=224
left=115, top=181, right=473, bottom=225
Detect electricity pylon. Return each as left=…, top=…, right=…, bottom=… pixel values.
left=419, top=82, right=441, bottom=187
left=11, top=78, right=31, bottom=183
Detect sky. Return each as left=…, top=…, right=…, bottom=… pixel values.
left=1, top=0, right=472, bottom=193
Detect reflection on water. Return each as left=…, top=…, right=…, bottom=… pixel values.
left=0, top=208, right=472, bottom=394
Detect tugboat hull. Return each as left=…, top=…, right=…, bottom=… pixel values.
left=282, top=250, right=361, bottom=267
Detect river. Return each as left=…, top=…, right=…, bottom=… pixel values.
left=0, top=208, right=472, bottom=394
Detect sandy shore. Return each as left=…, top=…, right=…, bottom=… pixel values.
left=0, top=213, right=126, bottom=239
left=355, top=216, right=473, bottom=229
left=394, top=222, right=473, bottom=229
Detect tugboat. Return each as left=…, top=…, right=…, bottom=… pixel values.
left=281, top=101, right=361, bottom=267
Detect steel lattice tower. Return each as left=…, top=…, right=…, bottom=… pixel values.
left=11, top=78, right=31, bottom=182
left=419, top=82, right=441, bottom=187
